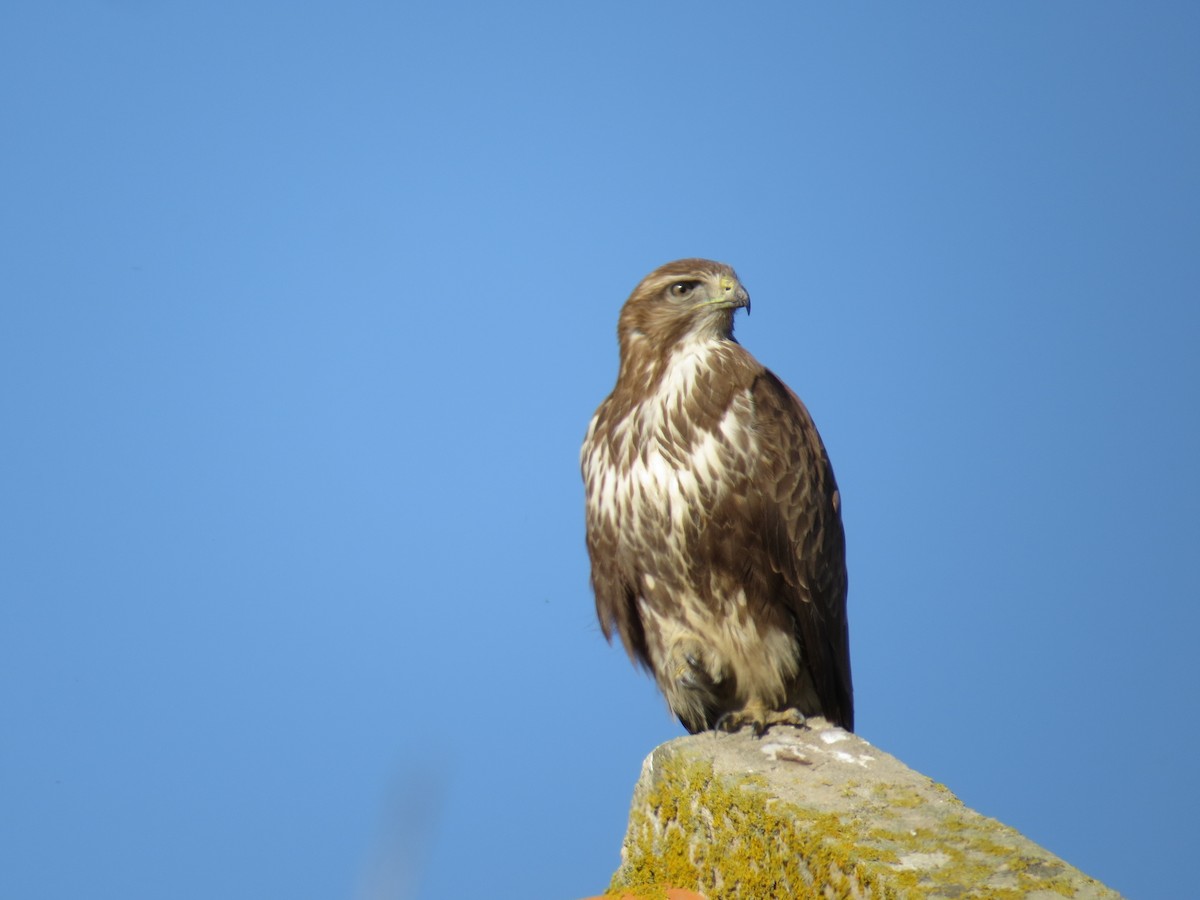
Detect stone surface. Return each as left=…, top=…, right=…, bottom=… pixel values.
left=605, top=719, right=1123, bottom=899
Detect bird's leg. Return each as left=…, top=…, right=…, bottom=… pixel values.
left=662, top=639, right=720, bottom=734
left=715, top=701, right=807, bottom=737
left=672, top=640, right=712, bottom=690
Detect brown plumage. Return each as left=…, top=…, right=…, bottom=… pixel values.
left=581, top=259, right=853, bottom=734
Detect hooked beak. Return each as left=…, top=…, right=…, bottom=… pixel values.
left=723, top=276, right=750, bottom=315
left=699, top=276, right=750, bottom=315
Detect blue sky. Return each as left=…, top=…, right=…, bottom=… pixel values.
left=2, top=3, right=1197, bottom=898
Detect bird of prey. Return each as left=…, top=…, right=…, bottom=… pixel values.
left=581, top=259, right=853, bottom=734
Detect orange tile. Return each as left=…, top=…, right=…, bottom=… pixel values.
left=578, top=889, right=707, bottom=900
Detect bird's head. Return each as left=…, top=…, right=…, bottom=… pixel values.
left=617, top=259, right=751, bottom=353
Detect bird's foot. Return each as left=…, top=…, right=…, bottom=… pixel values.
left=662, top=640, right=722, bottom=734
left=715, top=705, right=807, bottom=738
left=669, top=640, right=715, bottom=691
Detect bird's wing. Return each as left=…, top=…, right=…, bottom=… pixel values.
left=581, top=406, right=651, bottom=669
left=749, top=369, right=854, bottom=730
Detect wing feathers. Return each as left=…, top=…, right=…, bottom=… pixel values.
left=749, top=371, right=853, bottom=730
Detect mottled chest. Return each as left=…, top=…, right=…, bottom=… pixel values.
left=583, top=344, right=758, bottom=541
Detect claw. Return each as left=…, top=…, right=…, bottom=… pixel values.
left=713, top=706, right=807, bottom=737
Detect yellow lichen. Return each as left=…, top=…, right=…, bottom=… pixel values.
left=608, top=747, right=1103, bottom=900
left=611, top=756, right=895, bottom=899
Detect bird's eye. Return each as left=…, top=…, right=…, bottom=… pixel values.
left=670, top=281, right=698, bottom=297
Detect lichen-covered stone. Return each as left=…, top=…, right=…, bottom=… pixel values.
left=608, top=720, right=1122, bottom=900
